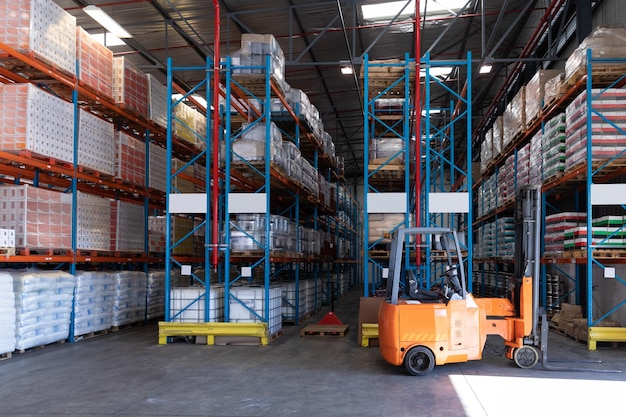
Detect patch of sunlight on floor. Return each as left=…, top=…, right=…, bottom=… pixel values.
left=449, top=374, right=626, bottom=417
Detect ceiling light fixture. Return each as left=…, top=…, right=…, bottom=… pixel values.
left=84, top=5, right=132, bottom=38
left=479, top=64, right=493, bottom=74
left=340, top=60, right=353, bottom=75
left=89, top=32, right=126, bottom=47
left=420, top=66, right=454, bottom=78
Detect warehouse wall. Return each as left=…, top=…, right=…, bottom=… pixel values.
left=593, top=0, right=626, bottom=28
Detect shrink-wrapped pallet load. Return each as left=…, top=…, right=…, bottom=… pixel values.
left=12, top=270, right=76, bottom=350
left=0, top=271, right=16, bottom=355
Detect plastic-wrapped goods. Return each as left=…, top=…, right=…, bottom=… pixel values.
left=115, top=131, right=146, bottom=185
left=542, top=113, right=566, bottom=181
left=495, top=217, right=516, bottom=259
left=230, top=34, right=286, bottom=82
left=503, top=154, right=515, bottom=203
left=480, top=129, right=493, bottom=174
left=147, top=269, right=183, bottom=320
left=0, top=0, right=76, bottom=75
left=148, top=216, right=195, bottom=254
left=369, top=138, right=405, bottom=165
left=172, top=100, right=206, bottom=149
left=77, top=192, right=110, bottom=251
left=0, top=83, right=74, bottom=164
left=565, top=89, right=626, bottom=171
left=232, top=137, right=286, bottom=168
left=12, top=270, right=76, bottom=350
left=230, top=285, right=282, bottom=336
left=0, top=271, right=16, bottom=355
left=113, top=57, right=149, bottom=118
left=171, top=158, right=195, bottom=193
left=528, top=131, right=543, bottom=186
left=524, top=70, right=563, bottom=125
left=0, top=185, right=72, bottom=250
left=110, top=200, right=145, bottom=252
left=147, top=74, right=168, bottom=128
left=516, top=143, right=530, bottom=188
left=149, top=142, right=167, bottom=192
left=492, top=116, right=504, bottom=156
left=76, top=26, right=113, bottom=99
left=502, top=87, right=526, bottom=148
left=241, top=121, right=282, bottom=144
left=73, top=271, right=115, bottom=337
left=282, top=140, right=301, bottom=161
left=193, top=164, right=206, bottom=193
left=368, top=213, right=406, bottom=244
left=112, top=271, right=147, bottom=327
left=78, top=108, right=115, bottom=176
left=565, top=27, right=626, bottom=83
left=545, top=212, right=587, bottom=254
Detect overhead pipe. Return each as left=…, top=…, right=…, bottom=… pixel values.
left=211, top=0, right=220, bottom=268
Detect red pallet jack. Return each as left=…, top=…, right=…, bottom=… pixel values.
left=300, top=282, right=349, bottom=337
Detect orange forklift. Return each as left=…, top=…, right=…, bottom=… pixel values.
left=378, top=188, right=543, bottom=375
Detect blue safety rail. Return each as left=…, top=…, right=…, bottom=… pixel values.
left=164, top=57, right=212, bottom=323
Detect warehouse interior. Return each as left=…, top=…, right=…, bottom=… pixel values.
left=1, top=0, right=626, bottom=415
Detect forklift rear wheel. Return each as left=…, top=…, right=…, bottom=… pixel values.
left=404, top=346, right=435, bottom=376
left=513, top=346, right=539, bottom=369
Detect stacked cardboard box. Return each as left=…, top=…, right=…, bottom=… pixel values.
left=148, top=142, right=167, bottom=192
left=110, top=200, right=145, bottom=252
left=564, top=27, right=626, bottom=85
left=557, top=303, right=583, bottom=336
left=148, top=215, right=195, bottom=254
left=0, top=0, right=76, bottom=75
left=0, top=185, right=72, bottom=249
left=0, top=83, right=74, bottom=164
left=113, top=57, right=149, bottom=118
left=76, top=192, right=110, bottom=251
left=76, top=26, right=113, bottom=99
left=524, top=70, right=563, bottom=125
left=78, top=109, right=115, bottom=175
left=503, top=87, right=525, bottom=149
left=147, top=74, right=168, bottom=128
left=115, top=131, right=146, bottom=185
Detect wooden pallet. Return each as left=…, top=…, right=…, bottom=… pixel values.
left=0, top=352, right=12, bottom=361
left=300, top=324, right=349, bottom=337
left=561, top=63, right=626, bottom=92
left=17, top=339, right=66, bottom=354
left=564, top=249, right=626, bottom=259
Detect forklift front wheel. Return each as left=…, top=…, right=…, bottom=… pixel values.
left=513, top=346, right=539, bottom=369
left=403, top=346, right=435, bottom=376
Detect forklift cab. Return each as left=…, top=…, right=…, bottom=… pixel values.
left=385, top=227, right=466, bottom=305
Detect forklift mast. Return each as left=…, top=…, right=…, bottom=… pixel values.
left=513, top=186, right=542, bottom=342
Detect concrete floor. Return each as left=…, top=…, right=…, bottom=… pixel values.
left=1, top=290, right=625, bottom=417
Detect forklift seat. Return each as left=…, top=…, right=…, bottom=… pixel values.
left=406, top=270, right=441, bottom=302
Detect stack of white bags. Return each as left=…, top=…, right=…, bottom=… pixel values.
left=0, top=271, right=16, bottom=355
